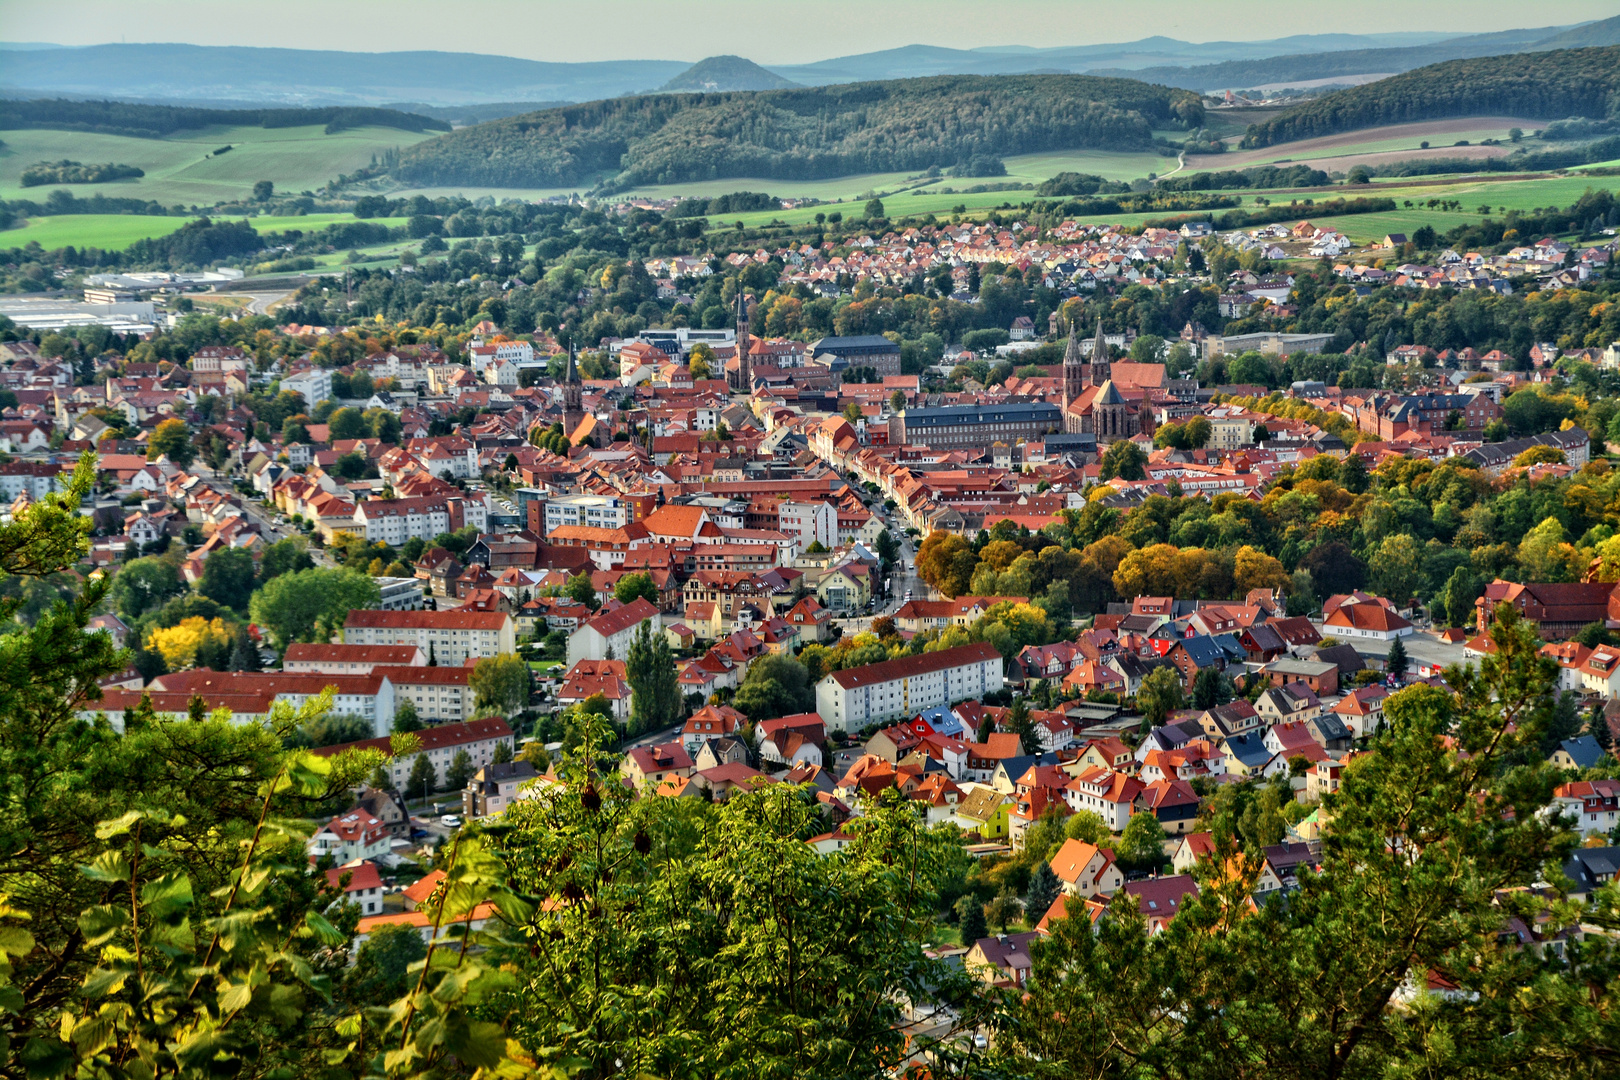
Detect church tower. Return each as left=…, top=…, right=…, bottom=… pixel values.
left=561, top=343, right=585, bottom=436
left=1061, top=320, right=1085, bottom=413
left=731, top=291, right=752, bottom=393
left=1088, top=320, right=1111, bottom=387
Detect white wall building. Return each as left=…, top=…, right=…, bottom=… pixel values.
left=567, top=598, right=661, bottom=666
left=281, top=368, right=333, bottom=408
left=344, top=609, right=516, bottom=666
left=544, top=493, right=631, bottom=535
left=816, top=642, right=1004, bottom=734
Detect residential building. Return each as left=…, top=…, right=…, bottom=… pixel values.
left=282, top=643, right=426, bottom=675
left=377, top=664, right=476, bottom=723
left=463, top=761, right=540, bottom=818
left=890, top=403, right=1064, bottom=450
left=815, top=642, right=1005, bottom=734
left=308, top=808, right=390, bottom=864
left=1049, top=838, right=1123, bottom=898
left=343, top=609, right=516, bottom=666
left=311, top=718, right=515, bottom=794
left=567, top=598, right=661, bottom=665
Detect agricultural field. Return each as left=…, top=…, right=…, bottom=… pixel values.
left=0, top=213, right=195, bottom=251
left=0, top=124, right=437, bottom=206
left=1194, top=117, right=1546, bottom=170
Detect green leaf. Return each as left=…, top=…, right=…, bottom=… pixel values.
left=0, top=926, right=35, bottom=956
left=304, top=909, right=344, bottom=946
left=218, top=980, right=253, bottom=1015
left=79, top=851, right=131, bottom=883
left=94, top=811, right=143, bottom=840
left=444, top=1019, right=507, bottom=1071
left=79, top=965, right=130, bottom=997
left=139, top=873, right=194, bottom=922
left=18, top=1036, right=74, bottom=1079
left=78, top=905, right=129, bottom=947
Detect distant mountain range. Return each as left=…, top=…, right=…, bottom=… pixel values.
left=0, top=23, right=1600, bottom=106
left=1089, top=17, right=1620, bottom=91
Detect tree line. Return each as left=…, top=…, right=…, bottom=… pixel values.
left=394, top=74, right=1204, bottom=191
left=0, top=97, right=450, bottom=139
left=1241, top=45, right=1620, bottom=147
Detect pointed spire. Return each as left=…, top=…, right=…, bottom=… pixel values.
left=1093, top=319, right=1108, bottom=362
left=565, top=341, right=579, bottom=384
left=1062, top=319, right=1083, bottom=366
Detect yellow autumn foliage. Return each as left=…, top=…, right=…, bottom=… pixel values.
left=145, top=617, right=231, bottom=670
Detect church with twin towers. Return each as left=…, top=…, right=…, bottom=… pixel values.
left=1062, top=320, right=1157, bottom=444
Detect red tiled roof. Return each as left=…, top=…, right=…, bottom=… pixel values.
left=827, top=641, right=1001, bottom=689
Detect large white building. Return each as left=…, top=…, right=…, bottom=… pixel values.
left=344, top=609, right=516, bottom=666
left=544, top=493, right=631, bottom=535
left=816, top=642, right=1004, bottom=734
left=0, top=461, right=65, bottom=500
left=354, top=495, right=469, bottom=546
left=567, top=598, right=660, bottom=666
left=281, top=367, right=333, bottom=408
left=312, top=717, right=515, bottom=794
left=777, top=501, right=837, bottom=554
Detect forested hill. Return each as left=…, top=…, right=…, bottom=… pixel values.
left=0, top=99, right=450, bottom=138
left=393, top=74, right=1203, bottom=191
left=1240, top=45, right=1620, bottom=148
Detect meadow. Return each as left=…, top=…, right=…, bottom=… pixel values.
left=0, top=211, right=379, bottom=253
left=0, top=124, right=438, bottom=207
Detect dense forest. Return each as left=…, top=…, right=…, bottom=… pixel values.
left=393, top=74, right=1203, bottom=191
left=1240, top=45, right=1620, bottom=147
left=0, top=99, right=450, bottom=138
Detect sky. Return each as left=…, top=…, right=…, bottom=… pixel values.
left=2, top=0, right=1617, bottom=63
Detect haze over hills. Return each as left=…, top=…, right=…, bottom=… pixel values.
left=0, top=23, right=1597, bottom=107
left=660, top=56, right=797, bottom=93
left=1093, top=18, right=1620, bottom=90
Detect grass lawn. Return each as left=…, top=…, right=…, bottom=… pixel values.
left=0, top=124, right=438, bottom=207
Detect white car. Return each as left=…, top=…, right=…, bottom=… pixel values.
left=440, top=814, right=462, bottom=828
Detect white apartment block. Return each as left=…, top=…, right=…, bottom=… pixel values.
left=354, top=496, right=465, bottom=546
left=816, top=642, right=1004, bottom=734
left=778, top=501, right=837, bottom=553
left=344, top=609, right=516, bottom=666
left=545, top=493, right=631, bottom=535
left=281, top=367, right=333, bottom=407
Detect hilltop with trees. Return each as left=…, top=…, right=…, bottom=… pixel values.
left=393, top=74, right=1203, bottom=192
left=1239, top=45, right=1620, bottom=147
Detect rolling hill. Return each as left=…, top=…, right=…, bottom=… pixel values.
left=0, top=27, right=1581, bottom=106
left=661, top=56, right=796, bottom=93
left=392, top=74, right=1202, bottom=191
left=1239, top=45, right=1620, bottom=148
left=1088, top=22, right=1590, bottom=91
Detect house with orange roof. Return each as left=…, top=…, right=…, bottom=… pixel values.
left=1171, top=831, right=1218, bottom=874
left=1049, top=838, right=1123, bottom=898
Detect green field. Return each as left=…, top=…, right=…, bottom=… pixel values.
left=0, top=211, right=386, bottom=253
left=388, top=147, right=1178, bottom=208
left=0, top=124, right=437, bottom=206
left=0, top=213, right=195, bottom=250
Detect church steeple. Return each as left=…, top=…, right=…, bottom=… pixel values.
left=1089, top=320, right=1111, bottom=387
left=561, top=342, right=584, bottom=435
left=732, top=290, right=752, bottom=393
left=1062, top=318, right=1085, bottom=412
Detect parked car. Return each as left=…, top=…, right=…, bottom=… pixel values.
left=440, top=814, right=462, bottom=828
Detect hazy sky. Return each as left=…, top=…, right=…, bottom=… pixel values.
left=2, top=0, right=1616, bottom=63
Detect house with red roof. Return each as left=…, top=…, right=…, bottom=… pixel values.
left=324, top=859, right=385, bottom=916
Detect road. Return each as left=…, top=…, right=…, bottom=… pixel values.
left=212, top=289, right=296, bottom=316
left=830, top=523, right=921, bottom=636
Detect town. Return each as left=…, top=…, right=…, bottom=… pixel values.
left=4, top=6, right=1620, bottom=1078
